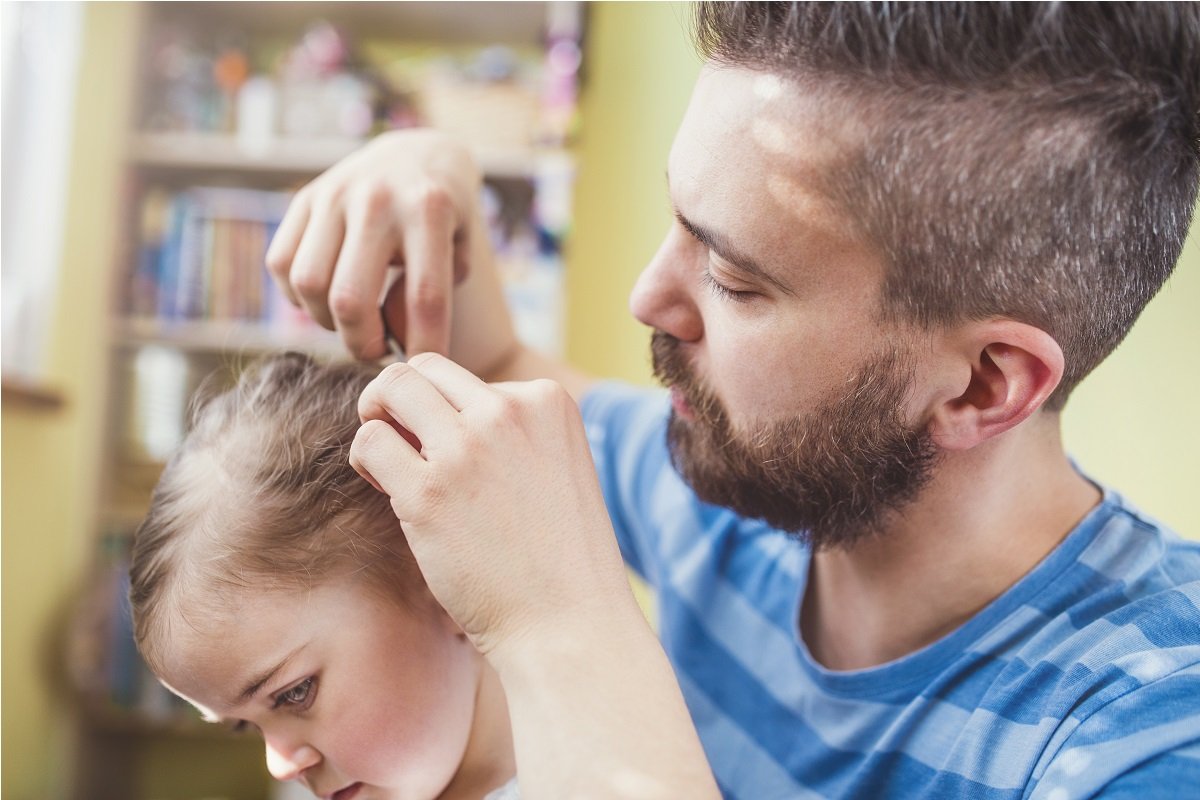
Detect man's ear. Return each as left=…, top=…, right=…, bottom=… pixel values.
left=928, top=319, right=1064, bottom=451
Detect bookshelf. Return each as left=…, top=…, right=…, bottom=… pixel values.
left=73, top=3, right=585, bottom=799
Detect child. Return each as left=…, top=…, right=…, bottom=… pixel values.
left=128, top=352, right=519, bottom=800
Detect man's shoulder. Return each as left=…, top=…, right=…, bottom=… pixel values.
left=1076, top=490, right=1200, bottom=601
left=1008, top=492, right=1200, bottom=713
left=1020, top=501, right=1200, bottom=798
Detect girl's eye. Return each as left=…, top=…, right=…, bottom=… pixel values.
left=700, top=268, right=755, bottom=303
left=272, top=677, right=317, bottom=712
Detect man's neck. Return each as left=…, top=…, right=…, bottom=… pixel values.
left=800, top=416, right=1102, bottom=672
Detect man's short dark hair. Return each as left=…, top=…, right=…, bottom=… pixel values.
left=696, top=2, right=1200, bottom=409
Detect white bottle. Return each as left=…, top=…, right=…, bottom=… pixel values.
left=237, top=75, right=278, bottom=156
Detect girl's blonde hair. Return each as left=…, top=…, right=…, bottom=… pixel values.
left=129, top=352, right=420, bottom=673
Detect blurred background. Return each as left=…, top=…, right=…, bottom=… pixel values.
left=1, top=3, right=1196, bottom=799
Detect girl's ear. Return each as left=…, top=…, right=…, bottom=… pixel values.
left=927, top=319, right=1064, bottom=451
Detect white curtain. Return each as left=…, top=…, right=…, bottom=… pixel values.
left=1, top=0, right=84, bottom=380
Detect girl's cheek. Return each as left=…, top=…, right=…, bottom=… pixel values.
left=338, top=681, right=449, bottom=767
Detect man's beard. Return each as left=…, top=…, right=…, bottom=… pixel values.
left=651, top=331, right=938, bottom=551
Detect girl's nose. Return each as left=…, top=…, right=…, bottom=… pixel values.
left=265, top=739, right=321, bottom=782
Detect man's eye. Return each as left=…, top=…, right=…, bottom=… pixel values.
left=272, top=677, right=317, bottom=711
left=700, top=268, right=755, bottom=303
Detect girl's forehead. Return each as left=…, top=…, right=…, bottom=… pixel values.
left=156, top=579, right=424, bottom=711
left=158, top=578, right=387, bottom=670
left=159, top=583, right=300, bottom=653
left=154, top=586, right=318, bottom=700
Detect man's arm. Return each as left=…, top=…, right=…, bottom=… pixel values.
left=437, top=190, right=597, bottom=398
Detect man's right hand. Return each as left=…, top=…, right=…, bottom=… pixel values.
left=265, top=129, right=518, bottom=366
left=349, top=353, right=718, bottom=798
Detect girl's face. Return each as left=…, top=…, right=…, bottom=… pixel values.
left=157, top=579, right=481, bottom=800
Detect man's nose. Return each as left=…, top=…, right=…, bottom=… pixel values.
left=629, top=226, right=704, bottom=343
left=265, top=737, right=321, bottom=782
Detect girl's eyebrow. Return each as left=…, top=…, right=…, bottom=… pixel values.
left=231, top=645, right=305, bottom=707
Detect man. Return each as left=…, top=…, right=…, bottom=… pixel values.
left=267, top=4, right=1200, bottom=797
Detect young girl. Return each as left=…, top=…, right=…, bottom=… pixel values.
left=128, top=352, right=518, bottom=800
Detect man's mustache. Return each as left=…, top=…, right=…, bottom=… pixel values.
left=650, top=331, right=723, bottom=425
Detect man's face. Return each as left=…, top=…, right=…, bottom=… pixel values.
left=631, top=65, right=937, bottom=548
left=158, top=581, right=480, bottom=800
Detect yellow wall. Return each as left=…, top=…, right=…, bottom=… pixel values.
left=566, top=3, right=702, bottom=383
left=1, top=4, right=139, bottom=798
left=1062, top=232, right=1200, bottom=535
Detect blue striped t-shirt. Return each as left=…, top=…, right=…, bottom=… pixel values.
left=581, top=383, right=1200, bottom=799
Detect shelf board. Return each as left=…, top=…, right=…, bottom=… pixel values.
left=129, top=132, right=573, bottom=180
left=80, top=700, right=243, bottom=740
left=148, top=2, right=556, bottom=45
left=116, top=318, right=349, bottom=359
left=2, top=375, right=66, bottom=411
left=129, top=133, right=360, bottom=176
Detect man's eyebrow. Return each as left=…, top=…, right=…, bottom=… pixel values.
left=666, top=173, right=795, bottom=296
left=230, top=646, right=304, bottom=708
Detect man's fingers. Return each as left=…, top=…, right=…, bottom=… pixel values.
left=357, top=362, right=461, bottom=450
left=349, top=419, right=422, bottom=500
left=405, top=352, right=490, bottom=411
left=452, top=242, right=470, bottom=286
left=402, top=191, right=456, bottom=356
left=329, top=211, right=396, bottom=360
left=381, top=275, right=408, bottom=355
left=290, top=202, right=347, bottom=330
left=264, top=190, right=312, bottom=306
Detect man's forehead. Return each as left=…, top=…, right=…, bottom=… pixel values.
left=670, top=65, right=868, bottom=267
left=687, top=64, right=854, bottom=153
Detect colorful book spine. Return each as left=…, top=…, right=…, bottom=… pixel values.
left=135, top=186, right=306, bottom=330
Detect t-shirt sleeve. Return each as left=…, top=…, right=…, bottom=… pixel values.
left=579, top=381, right=674, bottom=587
left=1027, top=659, right=1200, bottom=799
left=1090, top=743, right=1200, bottom=798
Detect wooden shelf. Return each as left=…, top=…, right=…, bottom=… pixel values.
left=2, top=375, right=66, bottom=411
left=150, top=1, right=555, bottom=45
left=80, top=700, right=242, bottom=740
left=129, top=133, right=360, bottom=176
left=115, top=317, right=349, bottom=359
left=129, top=132, right=573, bottom=180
